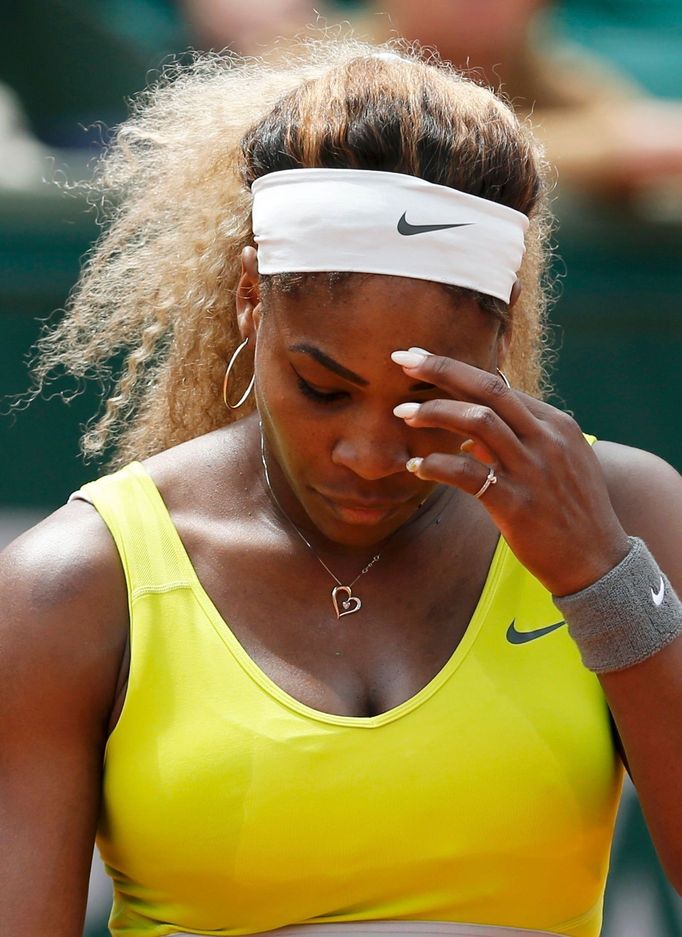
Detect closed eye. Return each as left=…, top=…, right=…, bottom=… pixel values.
left=292, top=365, right=437, bottom=405
left=295, top=374, right=348, bottom=405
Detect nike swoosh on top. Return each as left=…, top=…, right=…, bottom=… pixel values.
left=506, top=619, right=566, bottom=645
left=397, top=213, right=473, bottom=236
left=652, top=576, right=665, bottom=607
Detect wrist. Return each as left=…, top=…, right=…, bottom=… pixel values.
left=553, top=536, right=682, bottom=673
left=551, top=533, right=631, bottom=599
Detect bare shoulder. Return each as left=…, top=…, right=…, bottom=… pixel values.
left=141, top=418, right=255, bottom=518
left=0, top=498, right=128, bottom=722
left=593, top=440, right=681, bottom=576
left=593, top=440, right=681, bottom=525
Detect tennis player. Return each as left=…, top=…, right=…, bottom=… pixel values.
left=1, top=39, right=681, bottom=937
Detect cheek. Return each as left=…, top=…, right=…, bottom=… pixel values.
left=256, top=378, right=330, bottom=483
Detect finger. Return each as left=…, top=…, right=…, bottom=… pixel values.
left=407, top=451, right=503, bottom=501
left=460, top=437, right=496, bottom=465
left=391, top=350, right=540, bottom=437
left=503, top=386, right=572, bottom=425
left=399, top=348, right=570, bottom=427
left=394, top=398, right=525, bottom=470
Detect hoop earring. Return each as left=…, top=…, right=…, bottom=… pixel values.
left=223, top=337, right=255, bottom=410
left=496, top=367, right=511, bottom=389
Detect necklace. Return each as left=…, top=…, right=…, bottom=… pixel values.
left=259, top=429, right=451, bottom=619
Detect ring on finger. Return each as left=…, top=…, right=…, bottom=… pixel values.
left=474, top=465, right=498, bottom=499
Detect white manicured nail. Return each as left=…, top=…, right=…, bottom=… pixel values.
left=391, top=350, right=427, bottom=368
left=406, top=457, right=424, bottom=474
left=407, top=347, right=433, bottom=356
left=393, top=402, right=421, bottom=419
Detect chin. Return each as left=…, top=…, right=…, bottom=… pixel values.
left=319, top=522, right=397, bottom=550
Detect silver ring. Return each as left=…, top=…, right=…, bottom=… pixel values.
left=474, top=465, right=498, bottom=499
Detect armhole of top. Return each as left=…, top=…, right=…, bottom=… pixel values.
left=72, top=462, right=194, bottom=602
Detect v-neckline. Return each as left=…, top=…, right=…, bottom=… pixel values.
left=132, top=461, right=510, bottom=729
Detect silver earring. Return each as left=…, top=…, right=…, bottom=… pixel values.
left=496, top=367, right=511, bottom=388
left=223, top=337, right=255, bottom=410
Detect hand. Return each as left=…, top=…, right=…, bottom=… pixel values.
left=391, top=349, right=630, bottom=597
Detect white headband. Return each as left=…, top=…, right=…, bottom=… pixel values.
left=251, top=168, right=529, bottom=303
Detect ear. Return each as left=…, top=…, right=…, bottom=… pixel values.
left=497, top=279, right=521, bottom=368
left=236, top=246, right=262, bottom=340
left=508, top=278, right=522, bottom=310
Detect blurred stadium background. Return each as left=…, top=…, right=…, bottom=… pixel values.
left=1, top=1, right=680, bottom=935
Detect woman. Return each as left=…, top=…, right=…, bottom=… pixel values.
left=1, top=38, right=681, bottom=937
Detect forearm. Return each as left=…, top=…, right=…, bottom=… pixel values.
left=599, top=638, right=682, bottom=894
left=553, top=535, right=682, bottom=892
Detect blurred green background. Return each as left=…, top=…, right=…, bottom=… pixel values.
left=2, top=188, right=680, bottom=507
left=0, top=1, right=680, bottom=935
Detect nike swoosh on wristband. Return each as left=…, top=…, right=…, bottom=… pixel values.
left=506, top=619, right=566, bottom=645
left=397, top=212, right=474, bottom=236
left=652, top=576, right=665, bottom=607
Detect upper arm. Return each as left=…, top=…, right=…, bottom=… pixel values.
left=0, top=501, right=128, bottom=936
left=594, top=441, right=682, bottom=594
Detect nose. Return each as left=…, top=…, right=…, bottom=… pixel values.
left=330, top=409, right=410, bottom=480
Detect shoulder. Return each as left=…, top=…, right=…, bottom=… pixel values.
left=0, top=498, right=128, bottom=726
left=141, top=417, right=256, bottom=518
left=593, top=440, right=681, bottom=526
left=593, top=440, right=681, bottom=576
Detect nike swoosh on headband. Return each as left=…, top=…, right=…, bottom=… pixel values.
left=506, top=619, right=566, bottom=645
left=397, top=212, right=474, bottom=236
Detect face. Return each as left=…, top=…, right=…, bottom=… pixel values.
left=238, top=249, right=509, bottom=549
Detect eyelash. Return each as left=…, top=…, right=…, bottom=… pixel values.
left=296, top=376, right=347, bottom=405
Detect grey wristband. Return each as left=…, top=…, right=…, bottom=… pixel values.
left=553, top=537, right=682, bottom=673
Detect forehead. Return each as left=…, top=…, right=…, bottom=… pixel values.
left=264, top=274, right=498, bottom=363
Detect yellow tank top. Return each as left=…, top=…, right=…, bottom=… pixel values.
left=81, top=461, right=623, bottom=937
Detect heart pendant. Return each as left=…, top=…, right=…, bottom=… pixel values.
left=331, top=585, right=362, bottom=619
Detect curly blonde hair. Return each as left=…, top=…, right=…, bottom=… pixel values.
left=26, top=36, right=553, bottom=468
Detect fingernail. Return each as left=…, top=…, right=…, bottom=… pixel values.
left=460, top=438, right=475, bottom=452
left=391, top=350, right=427, bottom=368
left=406, top=457, right=424, bottom=474
left=407, top=347, right=433, bottom=356
left=393, top=402, right=421, bottom=419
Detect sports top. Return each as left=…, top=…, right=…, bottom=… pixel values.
left=80, top=461, right=624, bottom=937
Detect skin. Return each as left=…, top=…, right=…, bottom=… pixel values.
left=1, top=247, right=682, bottom=934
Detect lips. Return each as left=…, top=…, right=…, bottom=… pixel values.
left=327, top=497, right=408, bottom=510
left=315, top=490, right=414, bottom=525
left=317, top=491, right=412, bottom=511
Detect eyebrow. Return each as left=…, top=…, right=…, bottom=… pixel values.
left=288, top=342, right=435, bottom=391
left=289, top=343, right=369, bottom=386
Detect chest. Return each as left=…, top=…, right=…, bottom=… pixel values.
left=176, top=511, right=498, bottom=718
left=99, top=546, right=622, bottom=937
